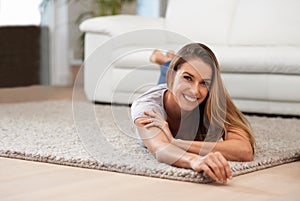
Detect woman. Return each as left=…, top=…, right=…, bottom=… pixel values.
left=131, top=43, right=255, bottom=184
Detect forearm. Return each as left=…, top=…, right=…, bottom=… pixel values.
left=135, top=119, right=199, bottom=169
left=172, top=139, right=253, bottom=161
left=154, top=142, right=199, bottom=169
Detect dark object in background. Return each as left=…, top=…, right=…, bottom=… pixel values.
left=0, top=26, right=49, bottom=87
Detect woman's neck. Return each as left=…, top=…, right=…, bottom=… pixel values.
left=164, top=90, right=180, bottom=120
left=164, top=90, right=193, bottom=121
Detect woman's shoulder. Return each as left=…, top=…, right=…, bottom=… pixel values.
left=134, top=84, right=167, bottom=104
left=131, top=84, right=167, bottom=121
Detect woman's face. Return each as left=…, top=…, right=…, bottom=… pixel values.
left=170, top=59, right=212, bottom=111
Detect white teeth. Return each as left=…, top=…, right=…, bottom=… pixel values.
left=183, top=94, right=197, bottom=102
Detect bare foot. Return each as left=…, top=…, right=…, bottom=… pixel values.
left=150, top=49, right=173, bottom=65
left=166, top=50, right=175, bottom=59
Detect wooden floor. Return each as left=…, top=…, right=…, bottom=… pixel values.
left=1, top=85, right=300, bottom=201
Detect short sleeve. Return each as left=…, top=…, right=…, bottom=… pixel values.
left=131, top=84, right=167, bottom=122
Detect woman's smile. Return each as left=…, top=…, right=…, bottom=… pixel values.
left=183, top=94, right=198, bottom=103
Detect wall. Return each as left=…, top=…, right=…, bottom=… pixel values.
left=68, top=0, right=137, bottom=62
left=40, top=0, right=70, bottom=86
left=137, top=0, right=168, bottom=17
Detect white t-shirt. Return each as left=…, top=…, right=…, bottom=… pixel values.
left=131, top=84, right=168, bottom=122
left=131, top=84, right=201, bottom=141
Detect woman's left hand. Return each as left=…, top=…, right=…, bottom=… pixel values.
left=140, top=109, right=174, bottom=142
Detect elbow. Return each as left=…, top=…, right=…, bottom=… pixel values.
left=153, top=144, right=175, bottom=165
left=242, top=152, right=254, bottom=162
left=240, top=146, right=254, bottom=162
left=153, top=146, right=167, bottom=163
left=154, top=151, right=165, bottom=163
left=146, top=143, right=166, bottom=162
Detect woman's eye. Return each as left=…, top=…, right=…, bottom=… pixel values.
left=200, top=81, right=210, bottom=87
left=183, top=76, right=192, bottom=81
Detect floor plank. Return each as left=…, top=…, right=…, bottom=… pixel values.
left=0, top=85, right=72, bottom=103
left=0, top=157, right=299, bottom=201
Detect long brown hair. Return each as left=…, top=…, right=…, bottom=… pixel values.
left=166, top=43, right=255, bottom=151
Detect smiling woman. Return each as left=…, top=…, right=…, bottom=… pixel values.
left=0, top=0, right=42, bottom=25
left=131, top=43, right=256, bottom=184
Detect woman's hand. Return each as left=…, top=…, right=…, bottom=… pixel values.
left=139, top=111, right=232, bottom=184
left=190, top=152, right=232, bottom=184
left=140, top=109, right=174, bottom=142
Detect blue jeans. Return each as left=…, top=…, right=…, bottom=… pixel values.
left=157, top=61, right=171, bottom=84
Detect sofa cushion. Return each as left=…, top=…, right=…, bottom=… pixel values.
left=165, top=0, right=237, bottom=45
left=213, top=46, right=300, bottom=75
left=80, top=15, right=165, bottom=37
left=113, top=45, right=300, bottom=75
left=112, top=44, right=185, bottom=68
left=222, top=74, right=300, bottom=102
left=229, top=0, right=300, bottom=46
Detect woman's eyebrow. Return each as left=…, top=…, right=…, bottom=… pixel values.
left=182, top=72, right=194, bottom=78
left=182, top=72, right=211, bottom=81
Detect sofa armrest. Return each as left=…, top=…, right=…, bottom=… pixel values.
left=79, top=15, right=165, bottom=36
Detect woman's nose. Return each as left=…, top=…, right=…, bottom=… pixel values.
left=191, top=83, right=201, bottom=97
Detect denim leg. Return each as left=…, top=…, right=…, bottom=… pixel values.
left=157, top=61, right=171, bottom=84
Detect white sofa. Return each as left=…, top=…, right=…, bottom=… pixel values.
left=80, top=0, right=300, bottom=116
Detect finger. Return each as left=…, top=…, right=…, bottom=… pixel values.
left=144, top=110, right=156, bottom=115
left=209, top=152, right=227, bottom=183
left=144, top=123, right=153, bottom=128
left=215, top=152, right=232, bottom=180
left=205, top=153, right=227, bottom=183
left=139, top=118, right=153, bottom=125
left=150, top=109, right=164, bottom=118
left=212, top=156, right=227, bottom=183
left=144, top=111, right=164, bottom=125
left=144, top=122, right=161, bottom=129
left=205, top=154, right=224, bottom=183
left=152, top=109, right=165, bottom=119
left=199, top=164, right=219, bottom=182
left=144, top=121, right=169, bottom=136
left=152, top=108, right=160, bottom=115
left=145, top=111, right=159, bottom=120
left=144, top=110, right=154, bottom=116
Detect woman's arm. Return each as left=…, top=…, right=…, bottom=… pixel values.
left=135, top=117, right=232, bottom=183
left=172, top=127, right=254, bottom=162
left=143, top=110, right=253, bottom=162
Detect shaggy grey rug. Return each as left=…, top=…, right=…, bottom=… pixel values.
left=0, top=101, right=299, bottom=183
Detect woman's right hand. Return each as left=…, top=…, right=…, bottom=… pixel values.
left=190, top=152, right=232, bottom=184
left=142, top=109, right=174, bottom=142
